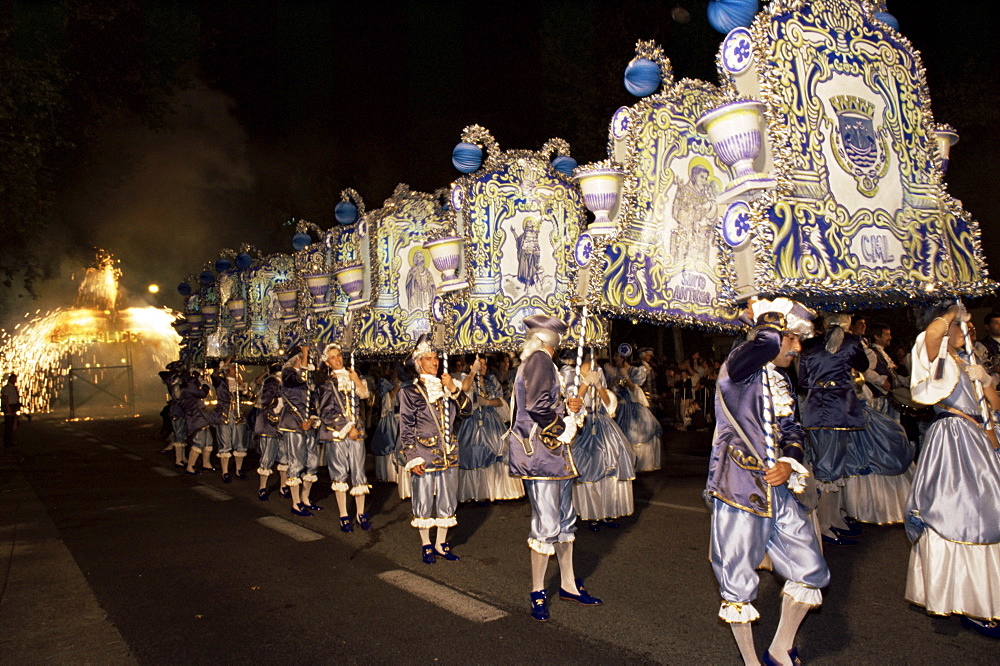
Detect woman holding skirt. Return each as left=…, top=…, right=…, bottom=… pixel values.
left=457, top=357, right=524, bottom=502
left=565, top=354, right=635, bottom=531
left=905, top=302, right=1000, bottom=638
left=371, top=365, right=401, bottom=484
left=605, top=350, right=662, bottom=471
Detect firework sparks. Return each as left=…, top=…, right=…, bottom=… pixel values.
left=0, top=252, right=181, bottom=414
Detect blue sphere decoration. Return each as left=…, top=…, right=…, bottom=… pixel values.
left=215, top=257, right=232, bottom=273
left=177, top=282, right=192, bottom=296
left=551, top=155, right=578, bottom=176
left=335, top=201, right=358, bottom=225
left=707, top=0, right=759, bottom=35
left=874, top=11, right=898, bottom=31
left=292, top=232, right=312, bottom=252
left=452, top=142, right=483, bottom=173
left=199, top=270, right=215, bottom=286
left=235, top=252, right=252, bottom=270
left=624, top=58, right=661, bottom=97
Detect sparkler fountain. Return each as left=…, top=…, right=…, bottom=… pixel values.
left=0, top=252, right=182, bottom=417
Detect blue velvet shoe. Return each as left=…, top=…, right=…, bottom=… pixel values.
left=832, top=525, right=861, bottom=537
left=278, top=486, right=291, bottom=498
left=559, top=579, right=602, bottom=605
left=422, top=544, right=436, bottom=565
left=290, top=504, right=313, bottom=517
left=434, top=542, right=460, bottom=561
left=235, top=470, right=248, bottom=480
left=961, top=615, right=1000, bottom=639
left=762, top=648, right=801, bottom=665
left=258, top=488, right=269, bottom=502
left=602, top=519, right=620, bottom=529
left=358, top=513, right=372, bottom=530
left=340, top=516, right=354, bottom=533
left=222, top=473, right=232, bottom=483
left=822, top=534, right=858, bottom=546
left=530, top=590, right=549, bottom=621
left=304, top=503, right=323, bottom=511
left=588, top=521, right=600, bottom=532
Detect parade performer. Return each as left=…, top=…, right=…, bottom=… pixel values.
left=317, top=344, right=372, bottom=532
left=905, top=302, right=1000, bottom=638
left=181, top=368, right=216, bottom=475
left=278, top=346, right=320, bottom=516
left=213, top=358, right=249, bottom=483
left=864, top=322, right=903, bottom=420
left=706, top=298, right=829, bottom=665
left=510, top=314, right=601, bottom=622
left=798, top=313, right=870, bottom=545
left=371, top=364, right=401, bottom=483
left=255, top=363, right=288, bottom=501
left=606, top=349, right=662, bottom=471
left=563, top=352, right=635, bottom=531
left=161, top=361, right=188, bottom=468
left=457, top=356, right=524, bottom=503
left=398, top=335, right=472, bottom=564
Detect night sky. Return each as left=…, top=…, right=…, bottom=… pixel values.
left=14, top=0, right=999, bottom=314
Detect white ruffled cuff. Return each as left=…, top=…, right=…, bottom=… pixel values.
left=435, top=516, right=457, bottom=528
left=411, top=517, right=436, bottom=528
left=405, top=457, right=426, bottom=471
left=782, top=580, right=823, bottom=607
left=330, top=481, right=349, bottom=492
left=349, top=484, right=371, bottom=496
left=557, top=416, right=578, bottom=444
left=718, top=601, right=760, bottom=623
left=778, top=457, right=810, bottom=494
left=528, top=538, right=555, bottom=555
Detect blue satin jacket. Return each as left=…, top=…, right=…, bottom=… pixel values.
left=706, top=326, right=806, bottom=517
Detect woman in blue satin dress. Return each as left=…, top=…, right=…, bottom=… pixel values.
left=371, top=364, right=401, bottom=483
left=456, top=357, right=524, bottom=502
left=605, top=351, right=662, bottom=471
left=906, top=303, right=1000, bottom=637
left=563, top=353, right=636, bottom=531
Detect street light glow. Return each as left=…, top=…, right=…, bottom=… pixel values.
left=148, top=284, right=160, bottom=294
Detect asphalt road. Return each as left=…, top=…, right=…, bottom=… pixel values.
left=1, top=414, right=995, bottom=664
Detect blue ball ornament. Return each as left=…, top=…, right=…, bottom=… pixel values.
left=235, top=252, right=253, bottom=270
left=707, top=0, right=759, bottom=35
left=177, top=282, right=192, bottom=296
left=335, top=201, right=358, bottom=225
left=624, top=58, right=661, bottom=97
left=199, top=270, right=215, bottom=286
left=874, top=11, right=898, bottom=31
left=292, top=232, right=312, bottom=251
left=452, top=142, right=483, bottom=173
left=215, top=257, right=232, bottom=273
left=551, top=155, right=578, bottom=176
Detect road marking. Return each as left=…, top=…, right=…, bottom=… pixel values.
left=151, top=467, right=180, bottom=477
left=122, top=453, right=143, bottom=461
left=257, top=516, right=324, bottom=542
left=192, top=486, right=233, bottom=501
left=636, top=498, right=709, bottom=514
left=101, top=444, right=117, bottom=450
left=377, top=570, right=508, bottom=623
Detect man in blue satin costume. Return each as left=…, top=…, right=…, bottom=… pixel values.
left=799, top=313, right=869, bottom=544
left=278, top=346, right=320, bottom=517
left=181, top=368, right=216, bottom=474
left=398, top=335, right=472, bottom=564
left=707, top=298, right=829, bottom=666
left=509, top=314, right=601, bottom=622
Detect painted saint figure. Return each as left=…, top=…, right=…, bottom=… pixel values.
left=405, top=250, right=436, bottom=311
left=515, top=216, right=542, bottom=288
left=669, top=164, right=717, bottom=262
